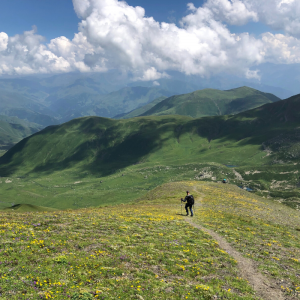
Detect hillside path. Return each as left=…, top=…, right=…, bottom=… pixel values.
left=186, top=218, right=285, bottom=300
left=185, top=191, right=285, bottom=300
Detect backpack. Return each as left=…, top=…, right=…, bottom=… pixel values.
left=187, top=195, right=194, bottom=205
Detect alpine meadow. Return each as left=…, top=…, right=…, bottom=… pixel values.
left=2, top=0, right=300, bottom=299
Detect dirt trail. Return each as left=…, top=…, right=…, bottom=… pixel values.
left=185, top=189, right=285, bottom=300
left=186, top=218, right=284, bottom=300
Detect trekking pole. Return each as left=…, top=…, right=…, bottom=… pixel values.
left=181, top=198, right=183, bottom=215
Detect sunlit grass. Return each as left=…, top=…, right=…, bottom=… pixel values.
left=0, top=183, right=258, bottom=299
left=1, top=180, right=300, bottom=299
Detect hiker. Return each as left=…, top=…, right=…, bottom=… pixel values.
left=181, top=191, right=194, bottom=217
left=222, top=179, right=227, bottom=183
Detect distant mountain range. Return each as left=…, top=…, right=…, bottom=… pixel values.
left=0, top=115, right=42, bottom=150
left=0, top=81, right=283, bottom=150
left=119, top=86, right=280, bottom=119
left=0, top=74, right=183, bottom=126
left=48, top=86, right=175, bottom=122
left=0, top=71, right=296, bottom=129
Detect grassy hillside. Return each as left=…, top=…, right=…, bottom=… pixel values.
left=0, top=93, right=296, bottom=175
left=140, top=86, right=280, bottom=118
left=0, top=181, right=299, bottom=299
left=0, top=93, right=299, bottom=209
left=0, top=115, right=42, bottom=150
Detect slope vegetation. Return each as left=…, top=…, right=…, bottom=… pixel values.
left=0, top=181, right=299, bottom=299
left=0, top=92, right=296, bottom=176
left=140, top=86, right=280, bottom=118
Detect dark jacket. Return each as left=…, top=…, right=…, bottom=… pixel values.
left=182, top=195, right=194, bottom=206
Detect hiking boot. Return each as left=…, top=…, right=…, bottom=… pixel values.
left=186, top=213, right=189, bottom=216
left=191, top=215, right=193, bottom=217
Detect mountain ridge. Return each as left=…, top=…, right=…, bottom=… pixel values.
left=139, top=86, right=281, bottom=118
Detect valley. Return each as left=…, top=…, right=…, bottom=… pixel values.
left=0, top=91, right=299, bottom=210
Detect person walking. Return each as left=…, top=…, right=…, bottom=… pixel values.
left=181, top=191, right=194, bottom=217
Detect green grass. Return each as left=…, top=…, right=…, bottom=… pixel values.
left=0, top=181, right=261, bottom=299
left=1, top=181, right=300, bottom=299
left=0, top=162, right=237, bottom=210
left=188, top=182, right=300, bottom=297
left=3, top=204, right=57, bottom=212
left=140, top=181, right=300, bottom=298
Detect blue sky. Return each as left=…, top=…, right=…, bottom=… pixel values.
left=0, top=0, right=280, bottom=41
left=0, top=0, right=79, bottom=41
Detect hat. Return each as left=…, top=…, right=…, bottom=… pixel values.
left=186, top=190, right=189, bottom=193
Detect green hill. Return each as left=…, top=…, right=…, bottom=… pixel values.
left=139, top=86, right=280, bottom=118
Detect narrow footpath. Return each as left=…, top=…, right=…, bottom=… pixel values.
left=185, top=215, right=285, bottom=300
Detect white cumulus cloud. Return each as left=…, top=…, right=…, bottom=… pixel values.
left=136, top=67, right=170, bottom=81
left=218, top=0, right=300, bottom=38
left=0, top=0, right=299, bottom=79
left=262, top=33, right=300, bottom=63
left=72, top=0, right=266, bottom=78
left=202, top=0, right=258, bottom=25
left=0, top=32, right=8, bottom=52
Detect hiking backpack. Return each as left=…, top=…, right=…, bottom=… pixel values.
left=187, top=195, right=194, bottom=205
